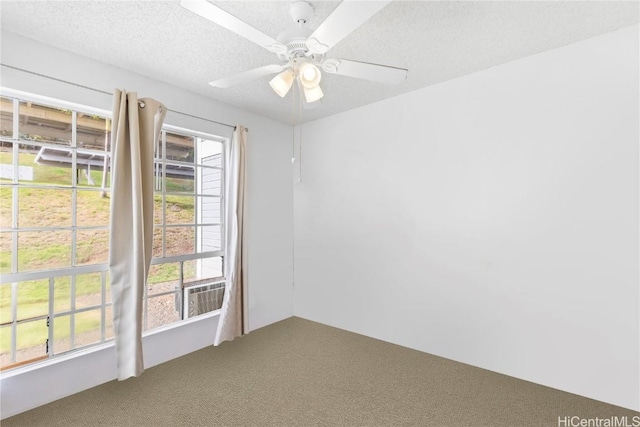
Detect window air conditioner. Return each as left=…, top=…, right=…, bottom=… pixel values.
left=183, top=279, right=225, bottom=318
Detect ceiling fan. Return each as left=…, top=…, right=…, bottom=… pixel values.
left=179, top=0, right=408, bottom=105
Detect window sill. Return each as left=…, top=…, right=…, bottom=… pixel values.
left=0, top=310, right=221, bottom=380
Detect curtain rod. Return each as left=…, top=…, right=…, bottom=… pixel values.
left=1, top=63, right=239, bottom=131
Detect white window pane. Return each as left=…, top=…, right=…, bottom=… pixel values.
left=165, top=227, right=194, bottom=256
left=54, top=276, right=71, bottom=314
left=146, top=293, right=180, bottom=331
left=155, top=133, right=163, bottom=161
left=198, top=166, right=222, bottom=196
left=19, top=143, right=72, bottom=186
left=0, top=324, right=11, bottom=369
left=165, top=164, right=194, bottom=193
left=52, top=314, right=71, bottom=354
left=75, top=272, right=102, bottom=308
left=166, top=194, right=194, bottom=225
left=76, top=114, right=109, bottom=151
left=75, top=152, right=109, bottom=188
left=0, top=284, right=11, bottom=324
left=16, top=318, right=47, bottom=364
left=76, top=190, right=110, bottom=227
left=18, top=101, right=71, bottom=146
left=198, top=196, right=221, bottom=224
left=75, top=309, right=101, bottom=348
left=153, top=227, right=163, bottom=258
left=153, top=162, right=163, bottom=192
left=198, top=225, right=221, bottom=252
left=0, top=232, right=12, bottom=275
left=18, top=230, right=72, bottom=272
left=76, top=229, right=109, bottom=266
left=197, top=139, right=222, bottom=167
left=105, top=271, right=111, bottom=304
left=0, top=186, right=12, bottom=227
left=16, top=279, right=49, bottom=321
left=166, top=133, right=194, bottom=163
left=153, top=194, right=163, bottom=225
left=148, top=262, right=180, bottom=296
left=185, top=256, right=223, bottom=282
left=19, top=187, right=72, bottom=227
left=0, top=97, right=14, bottom=139
left=105, top=305, right=114, bottom=341
left=0, top=143, right=13, bottom=184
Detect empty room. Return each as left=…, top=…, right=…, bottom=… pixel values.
left=0, top=1, right=639, bottom=426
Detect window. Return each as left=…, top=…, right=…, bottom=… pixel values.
left=0, top=91, right=226, bottom=371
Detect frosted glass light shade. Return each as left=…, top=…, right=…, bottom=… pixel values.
left=269, top=70, right=295, bottom=97
left=298, top=63, right=321, bottom=89
left=304, top=85, right=324, bottom=103
left=303, top=66, right=317, bottom=82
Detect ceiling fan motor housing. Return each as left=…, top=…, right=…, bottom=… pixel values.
left=290, top=1, right=314, bottom=25
left=275, top=1, right=318, bottom=61
left=277, top=27, right=312, bottom=58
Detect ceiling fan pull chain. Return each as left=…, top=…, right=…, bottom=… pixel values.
left=291, top=79, right=296, bottom=166
left=298, top=81, right=303, bottom=183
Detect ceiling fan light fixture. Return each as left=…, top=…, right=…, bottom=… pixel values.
left=269, top=69, right=295, bottom=97
left=183, top=0, right=407, bottom=109
left=298, top=62, right=321, bottom=89
left=304, top=85, right=324, bottom=103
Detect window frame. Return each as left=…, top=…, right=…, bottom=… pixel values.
left=0, top=87, right=227, bottom=370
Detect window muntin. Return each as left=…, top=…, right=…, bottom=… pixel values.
left=0, top=97, right=14, bottom=138
left=0, top=92, right=226, bottom=371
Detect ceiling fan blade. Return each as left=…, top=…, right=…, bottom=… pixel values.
left=180, top=0, right=287, bottom=55
left=209, top=64, right=286, bottom=88
left=306, top=0, right=391, bottom=54
left=322, top=59, right=407, bottom=84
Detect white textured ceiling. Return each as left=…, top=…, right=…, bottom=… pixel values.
left=0, top=1, right=638, bottom=124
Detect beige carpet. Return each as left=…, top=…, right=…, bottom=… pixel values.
left=3, top=317, right=638, bottom=426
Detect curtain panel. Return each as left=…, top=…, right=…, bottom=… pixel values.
left=109, top=90, right=166, bottom=380
left=215, top=126, right=248, bottom=345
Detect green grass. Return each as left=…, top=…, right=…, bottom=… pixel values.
left=0, top=186, right=10, bottom=228
left=0, top=274, right=104, bottom=319
left=148, top=263, right=179, bottom=285
left=0, top=272, right=108, bottom=355
left=0, top=274, right=105, bottom=353
left=0, top=148, right=196, bottom=360
left=166, top=177, right=194, bottom=193
left=0, top=310, right=102, bottom=353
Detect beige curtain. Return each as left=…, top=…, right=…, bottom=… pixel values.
left=214, top=126, right=248, bottom=345
left=109, top=90, right=166, bottom=380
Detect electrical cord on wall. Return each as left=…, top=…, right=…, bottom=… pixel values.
left=291, top=78, right=297, bottom=290
left=298, top=86, right=303, bottom=183
left=290, top=72, right=308, bottom=291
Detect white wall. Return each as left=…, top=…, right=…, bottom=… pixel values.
left=0, top=31, right=294, bottom=418
left=294, top=25, right=639, bottom=410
